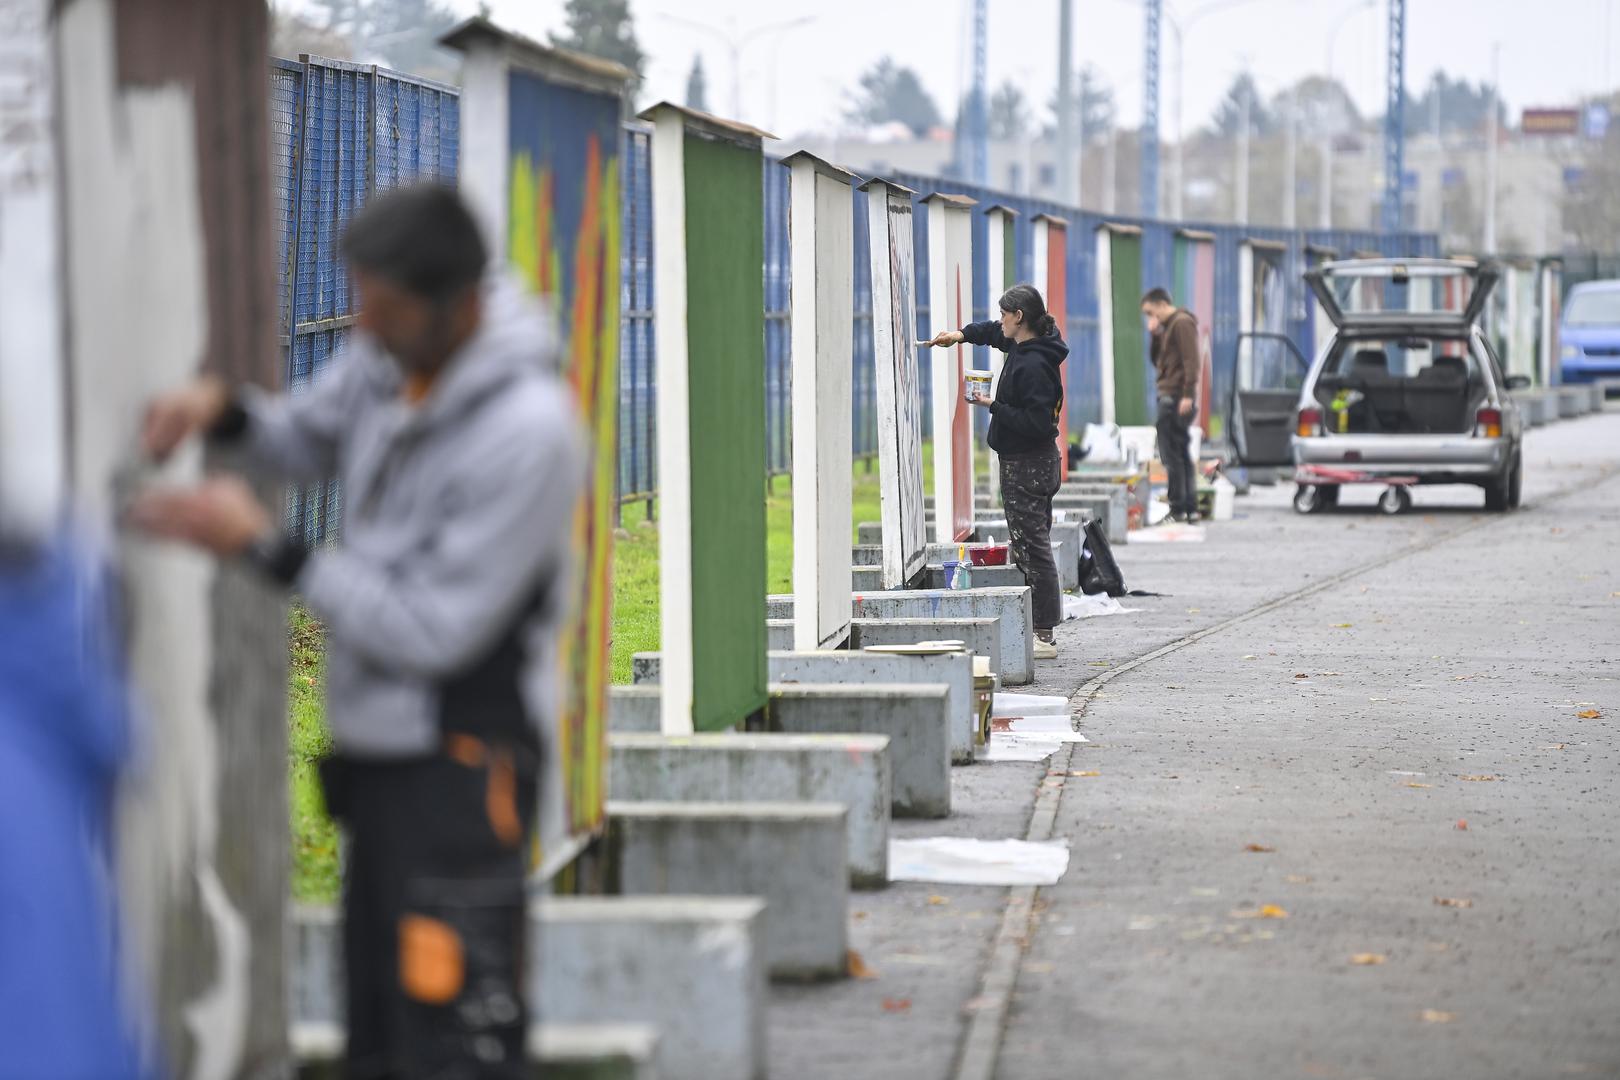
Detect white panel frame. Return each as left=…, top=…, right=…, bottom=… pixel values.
left=788, top=155, right=854, bottom=650
left=926, top=196, right=975, bottom=545
left=1094, top=226, right=1117, bottom=427
left=651, top=111, right=694, bottom=734
left=865, top=181, right=927, bottom=589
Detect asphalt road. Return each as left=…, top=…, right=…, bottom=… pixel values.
left=771, top=406, right=1620, bottom=1080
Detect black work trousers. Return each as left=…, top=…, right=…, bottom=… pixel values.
left=998, top=446, right=1063, bottom=632
left=323, top=739, right=536, bottom=1080
left=1156, top=396, right=1198, bottom=518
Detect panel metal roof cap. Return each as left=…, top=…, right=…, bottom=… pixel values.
left=439, top=17, right=634, bottom=89
left=1034, top=212, right=1072, bottom=228
left=922, top=192, right=978, bottom=208
left=779, top=151, right=857, bottom=185
left=856, top=176, right=919, bottom=196
left=982, top=203, right=1021, bottom=217
left=636, top=101, right=775, bottom=144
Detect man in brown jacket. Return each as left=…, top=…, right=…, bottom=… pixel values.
left=1142, top=287, right=1201, bottom=522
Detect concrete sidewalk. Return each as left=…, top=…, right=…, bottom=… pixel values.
left=766, top=407, right=1620, bottom=1080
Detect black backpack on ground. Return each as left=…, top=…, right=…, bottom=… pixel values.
left=1078, top=519, right=1126, bottom=597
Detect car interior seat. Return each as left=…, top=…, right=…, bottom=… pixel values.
left=1406, top=353, right=1474, bottom=432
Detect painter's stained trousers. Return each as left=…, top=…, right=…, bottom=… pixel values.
left=999, top=446, right=1063, bottom=632
left=324, top=741, right=536, bottom=1080
left=1156, top=396, right=1198, bottom=518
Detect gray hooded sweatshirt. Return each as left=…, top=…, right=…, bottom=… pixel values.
left=238, top=277, right=584, bottom=759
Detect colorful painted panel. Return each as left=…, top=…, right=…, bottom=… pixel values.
left=1044, top=222, right=1070, bottom=474
left=1173, top=233, right=1216, bottom=435
left=983, top=207, right=1016, bottom=500
left=868, top=182, right=927, bottom=588
left=505, top=70, right=621, bottom=856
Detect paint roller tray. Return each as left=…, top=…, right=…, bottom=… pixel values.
left=967, top=545, right=1009, bottom=566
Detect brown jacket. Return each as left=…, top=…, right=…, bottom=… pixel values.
left=1150, top=308, right=1200, bottom=401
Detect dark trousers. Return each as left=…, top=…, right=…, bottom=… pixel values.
left=1156, top=396, right=1198, bottom=517
left=323, top=740, right=536, bottom=1080
left=999, top=446, right=1063, bottom=632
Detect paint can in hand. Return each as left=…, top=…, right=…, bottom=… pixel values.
left=964, top=370, right=992, bottom=403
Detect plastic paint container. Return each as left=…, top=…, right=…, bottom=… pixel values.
left=963, top=370, right=992, bottom=402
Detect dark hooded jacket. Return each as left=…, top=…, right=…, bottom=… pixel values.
left=959, top=321, right=1069, bottom=456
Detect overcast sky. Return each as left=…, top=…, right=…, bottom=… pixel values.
left=341, top=0, right=1619, bottom=137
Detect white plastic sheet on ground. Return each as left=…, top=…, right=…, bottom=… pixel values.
left=1132, top=521, right=1207, bottom=543
left=889, top=838, right=1071, bottom=886
left=1063, top=593, right=1140, bottom=621
left=982, top=697, right=1089, bottom=761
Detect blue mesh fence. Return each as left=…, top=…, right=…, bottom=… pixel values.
left=272, top=56, right=459, bottom=543
left=276, top=57, right=1439, bottom=519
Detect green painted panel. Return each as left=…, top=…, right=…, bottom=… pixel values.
left=1109, top=232, right=1150, bottom=427
left=682, top=132, right=768, bottom=731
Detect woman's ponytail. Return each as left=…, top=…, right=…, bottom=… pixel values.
left=999, top=283, right=1058, bottom=338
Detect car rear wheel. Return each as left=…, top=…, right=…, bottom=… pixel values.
left=1485, top=455, right=1520, bottom=512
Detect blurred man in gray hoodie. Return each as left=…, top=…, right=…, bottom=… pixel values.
left=132, top=184, right=583, bottom=1079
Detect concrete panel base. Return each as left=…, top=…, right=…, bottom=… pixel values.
left=767, top=682, right=953, bottom=816
left=634, top=648, right=980, bottom=765
left=1558, top=386, right=1586, bottom=418
left=769, top=614, right=1005, bottom=676
left=852, top=542, right=1075, bottom=592
left=290, top=897, right=766, bottom=1080
left=538, top=897, right=768, bottom=1080
left=609, top=685, right=662, bottom=733
left=1512, top=392, right=1552, bottom=426
left=849, top=563, right=1026, bottom=592
left=605, top=801, right=848, bottom=980
left=289, top=1021, right=660, bottom=1080
left=608, top=732, right=892, bottom=887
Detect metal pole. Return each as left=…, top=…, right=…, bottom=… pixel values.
left=1057, top=0, right=1075, bottom=205
left=1381, top=0, right=1407, bottom=233
left=1142, top=0, right=1162, bottom=217
left=973, top=0, right=988, bottom=186
left=1171, top=18, right=1185, bottom=219
left=1284, top=87, right=1297, bottom=228
left=1105, top=124, right=1118, bottom=213
left=1235, top=77, right=1250, bottom=223
left=1484, top=43, right=1499, bottom=253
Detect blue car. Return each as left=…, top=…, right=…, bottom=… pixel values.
left=1560, top=280, right=1620, bottom=384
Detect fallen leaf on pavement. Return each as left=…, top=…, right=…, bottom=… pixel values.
left=927, top=895, right=950, bottom=906
left=882, top=998, right=911, bottom=1013
left=1068, top=770, right=1101, bottom=778
left=1285, top=874, right=1313, bottom=884
left=1459, top=774, right=1499, bottom=782
left=1540, top=743, right=1568, bottom=751
left=1406, top=782, right=1432, bottom=789
left=1419, top=1009, right=1457, bottom=1024
left=847, top=949, right=879, bottom=979
left=1231, top=904, right=1289, bottom=919
left=1294, top=673, right=1310, bottom=680
left=1434, top=897, right=1474, bottom=908
left=1349, top=953, right=1387, bottom=965
left=1332, top=623, right=1353, bottom=629
left=1455, top=819, right=1469, bottom=831
left=1242, top=654, right=1259, bottom=660
left=1577, top=709, right=1602, bottom=719
left=1244, top=843, right=1275, bottom=853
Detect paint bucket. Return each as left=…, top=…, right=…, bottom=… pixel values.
left=963, top=370, right=992, bottom=402
left=968, top=544, right=1009, bottom=567
left=942, top=560, right=971, bottom=590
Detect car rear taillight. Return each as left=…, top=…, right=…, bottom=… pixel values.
left=1475, top=407, right=1503, bottom=438
left=1297, top=407, right=1323, bottom=438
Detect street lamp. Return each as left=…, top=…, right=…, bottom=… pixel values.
left=655, top=12, right=816, bottom=126
left=1320, top=0, right=1376, bottom=228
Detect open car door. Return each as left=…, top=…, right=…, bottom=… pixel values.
left=1230, top=332, right=1310, bottom=468
left=1304, top=258, right=1498, bottom=332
